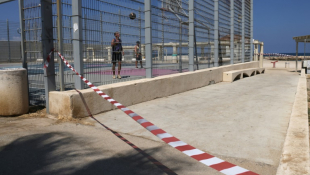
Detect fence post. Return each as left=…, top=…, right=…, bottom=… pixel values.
left=296, top=41, right=298, bottom=72
left=214, top=0, right=219, bottom=67
left=139, top=7, right=141, bottom=46
left=7, top=19, right=11, bottom=62
left=230, top=0, right=234, bottom=64
left=57, top=0, right=65, bottom=91
left=241, top=0, right=245, bottom=63
left=145, top=0, right=152, bottom=78
left=178, top=21, right=182, bottom=73
left=41, top=0, right=56, bottom=113
left=18, top=0, right=29, bottom=106
left=72, top=0, right=84, bottom=89
left=250, top=0, right=253, bottom=62
left=188, top=0, right=194, bottom=71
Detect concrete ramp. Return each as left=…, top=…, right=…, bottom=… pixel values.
left=91, top=69, right=300, bottom=175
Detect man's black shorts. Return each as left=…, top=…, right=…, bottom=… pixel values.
left=136, top=54, right=142, bottom=61
left=112, top=53, right=122, bottom=63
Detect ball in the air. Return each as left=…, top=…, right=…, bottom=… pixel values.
left=129, top=13, right=136, bottom=20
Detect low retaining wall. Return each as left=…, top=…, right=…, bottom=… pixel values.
left=276, top=71, right=309, bottom=175
left=50, top=61, right=259, bottom=118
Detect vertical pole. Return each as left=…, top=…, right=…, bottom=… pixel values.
left=100, top=12, right=104, bottom=60
left=304, top=39, right=306, bottom=60
left=241, top=0, right=245, bottom=63
left=19, top=0, right=29, bottom=106
left=250, top=0, right=253, bottom=61
left=119, top=10, right=121, bottom=35
left=145, top=0, right=152, bottom=78
left=57, top=0, right=65, bottom=91
left=119, top=10, right=122, bottom=60
left=230, top=0, right=234, bottom=64
left=41, top=0, right=56, bottom=113
left=259, top=44, right=264, bottom=68
left=194, top=29, right=198, bottom=70
left=214, top=0, right=219, bottom=67
left=139, top=7, right=141, bottom=55
left=296, top=41, right=298, bottom=72
left=7, top=19, right=11, bottom=62
left=72, top=0, right=84, bottom=89
left=188, top=0, right=194, bottom=71
left=161, top=8, right=164, bottom=61
left=179, top=21, right=182, bottom=73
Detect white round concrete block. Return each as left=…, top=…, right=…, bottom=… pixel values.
left=0, top=68, right=29, bottom=116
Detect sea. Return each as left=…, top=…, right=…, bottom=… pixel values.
left=280, top=53, right=310, bottom=56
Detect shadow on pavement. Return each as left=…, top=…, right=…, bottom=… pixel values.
left=0, top=132, right=187, bottom=175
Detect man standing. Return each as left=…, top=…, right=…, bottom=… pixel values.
left=111, top=31, right=124, bottom=79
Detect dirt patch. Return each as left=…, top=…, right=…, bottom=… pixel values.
left=55, top=115, right=95, bottom=126
left=19, top=106, right=46, bottom=118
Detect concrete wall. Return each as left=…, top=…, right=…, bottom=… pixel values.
left=49, top=61, right=259, bottom=118
left=276, top=72, right=310, bottom=175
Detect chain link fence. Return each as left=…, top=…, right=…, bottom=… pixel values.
left=0, top=20, right=22, bottom=62
left=0, top=0, right=253, bottom=106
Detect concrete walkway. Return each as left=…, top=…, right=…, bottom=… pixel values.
left=89, top=69, right=300, bottom=174
left=0, top=69, right=300, bottom=175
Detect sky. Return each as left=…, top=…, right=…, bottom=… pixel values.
left=0, top=0, right=309, bottom=53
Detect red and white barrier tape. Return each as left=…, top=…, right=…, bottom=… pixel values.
left=45, top=50, right=259, bottom=175
left=75, top=88, right=177, bottom=175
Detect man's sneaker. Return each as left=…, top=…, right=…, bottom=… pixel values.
left=117, top=75, right=122, bottom=79
left=113, top=75, right=116, bottom=79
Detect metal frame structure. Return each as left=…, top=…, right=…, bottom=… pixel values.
left=4, top=0, right=253, bottom=110
left=293, top=35, right=310, bottom=72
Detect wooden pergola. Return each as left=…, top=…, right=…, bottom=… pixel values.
left=293, top=35, right=310, bottom=72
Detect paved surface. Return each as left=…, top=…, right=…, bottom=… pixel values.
left=0, top=68, right=300, bottom=175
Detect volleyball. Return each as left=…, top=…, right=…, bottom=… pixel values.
left=129, top=12, right=136, bottom=20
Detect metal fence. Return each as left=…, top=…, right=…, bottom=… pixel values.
left=0, top=20, right=22, bottom=62
left=7, top=0, right=253, bottom=107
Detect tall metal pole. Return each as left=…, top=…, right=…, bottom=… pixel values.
left=7, top=19, right=11, bottom=62
left=230, top=0, right=234, bottom=64
left=241, top=0, right=245, bottom=63
left=72, top=0, right=84, bottom=89
left=214, top=0, right=219, bottom=67
left=179, top=21, right=182, bottom=73
left=145, top=0, right=152, bottom=78
left=296, top=41, right=298, bottom=72
left=139, top=7, right=141, bottom=50
left=100, top=12, right=104, bottom=60
left=41, top=0, right=56, bottom=113
left=250, top=0, right=253, bottom=61
left=18, top=0, right=29, bottom=106
left=57, top=0, right=65, bottom=91
left=161, top=7, right=164, bottom=61
left=119, top=10, right=121, bottom=35
left=188, top=0, right=194, bottom=71
left=194, top=29, right=198, bottom=70
left=304, top=39, right=306, bottom=60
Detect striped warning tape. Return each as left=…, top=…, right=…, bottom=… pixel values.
left=75, top=88, right=177, bottom=175
left=46, top=49, right=259, bottom=175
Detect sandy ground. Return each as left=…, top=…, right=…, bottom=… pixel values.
left=0, top=66, right=300, bottom=175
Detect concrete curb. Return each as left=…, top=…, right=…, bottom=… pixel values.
left=276, top=71, right=310, bottom=175
left=49, top=62, right=259, bottom=118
